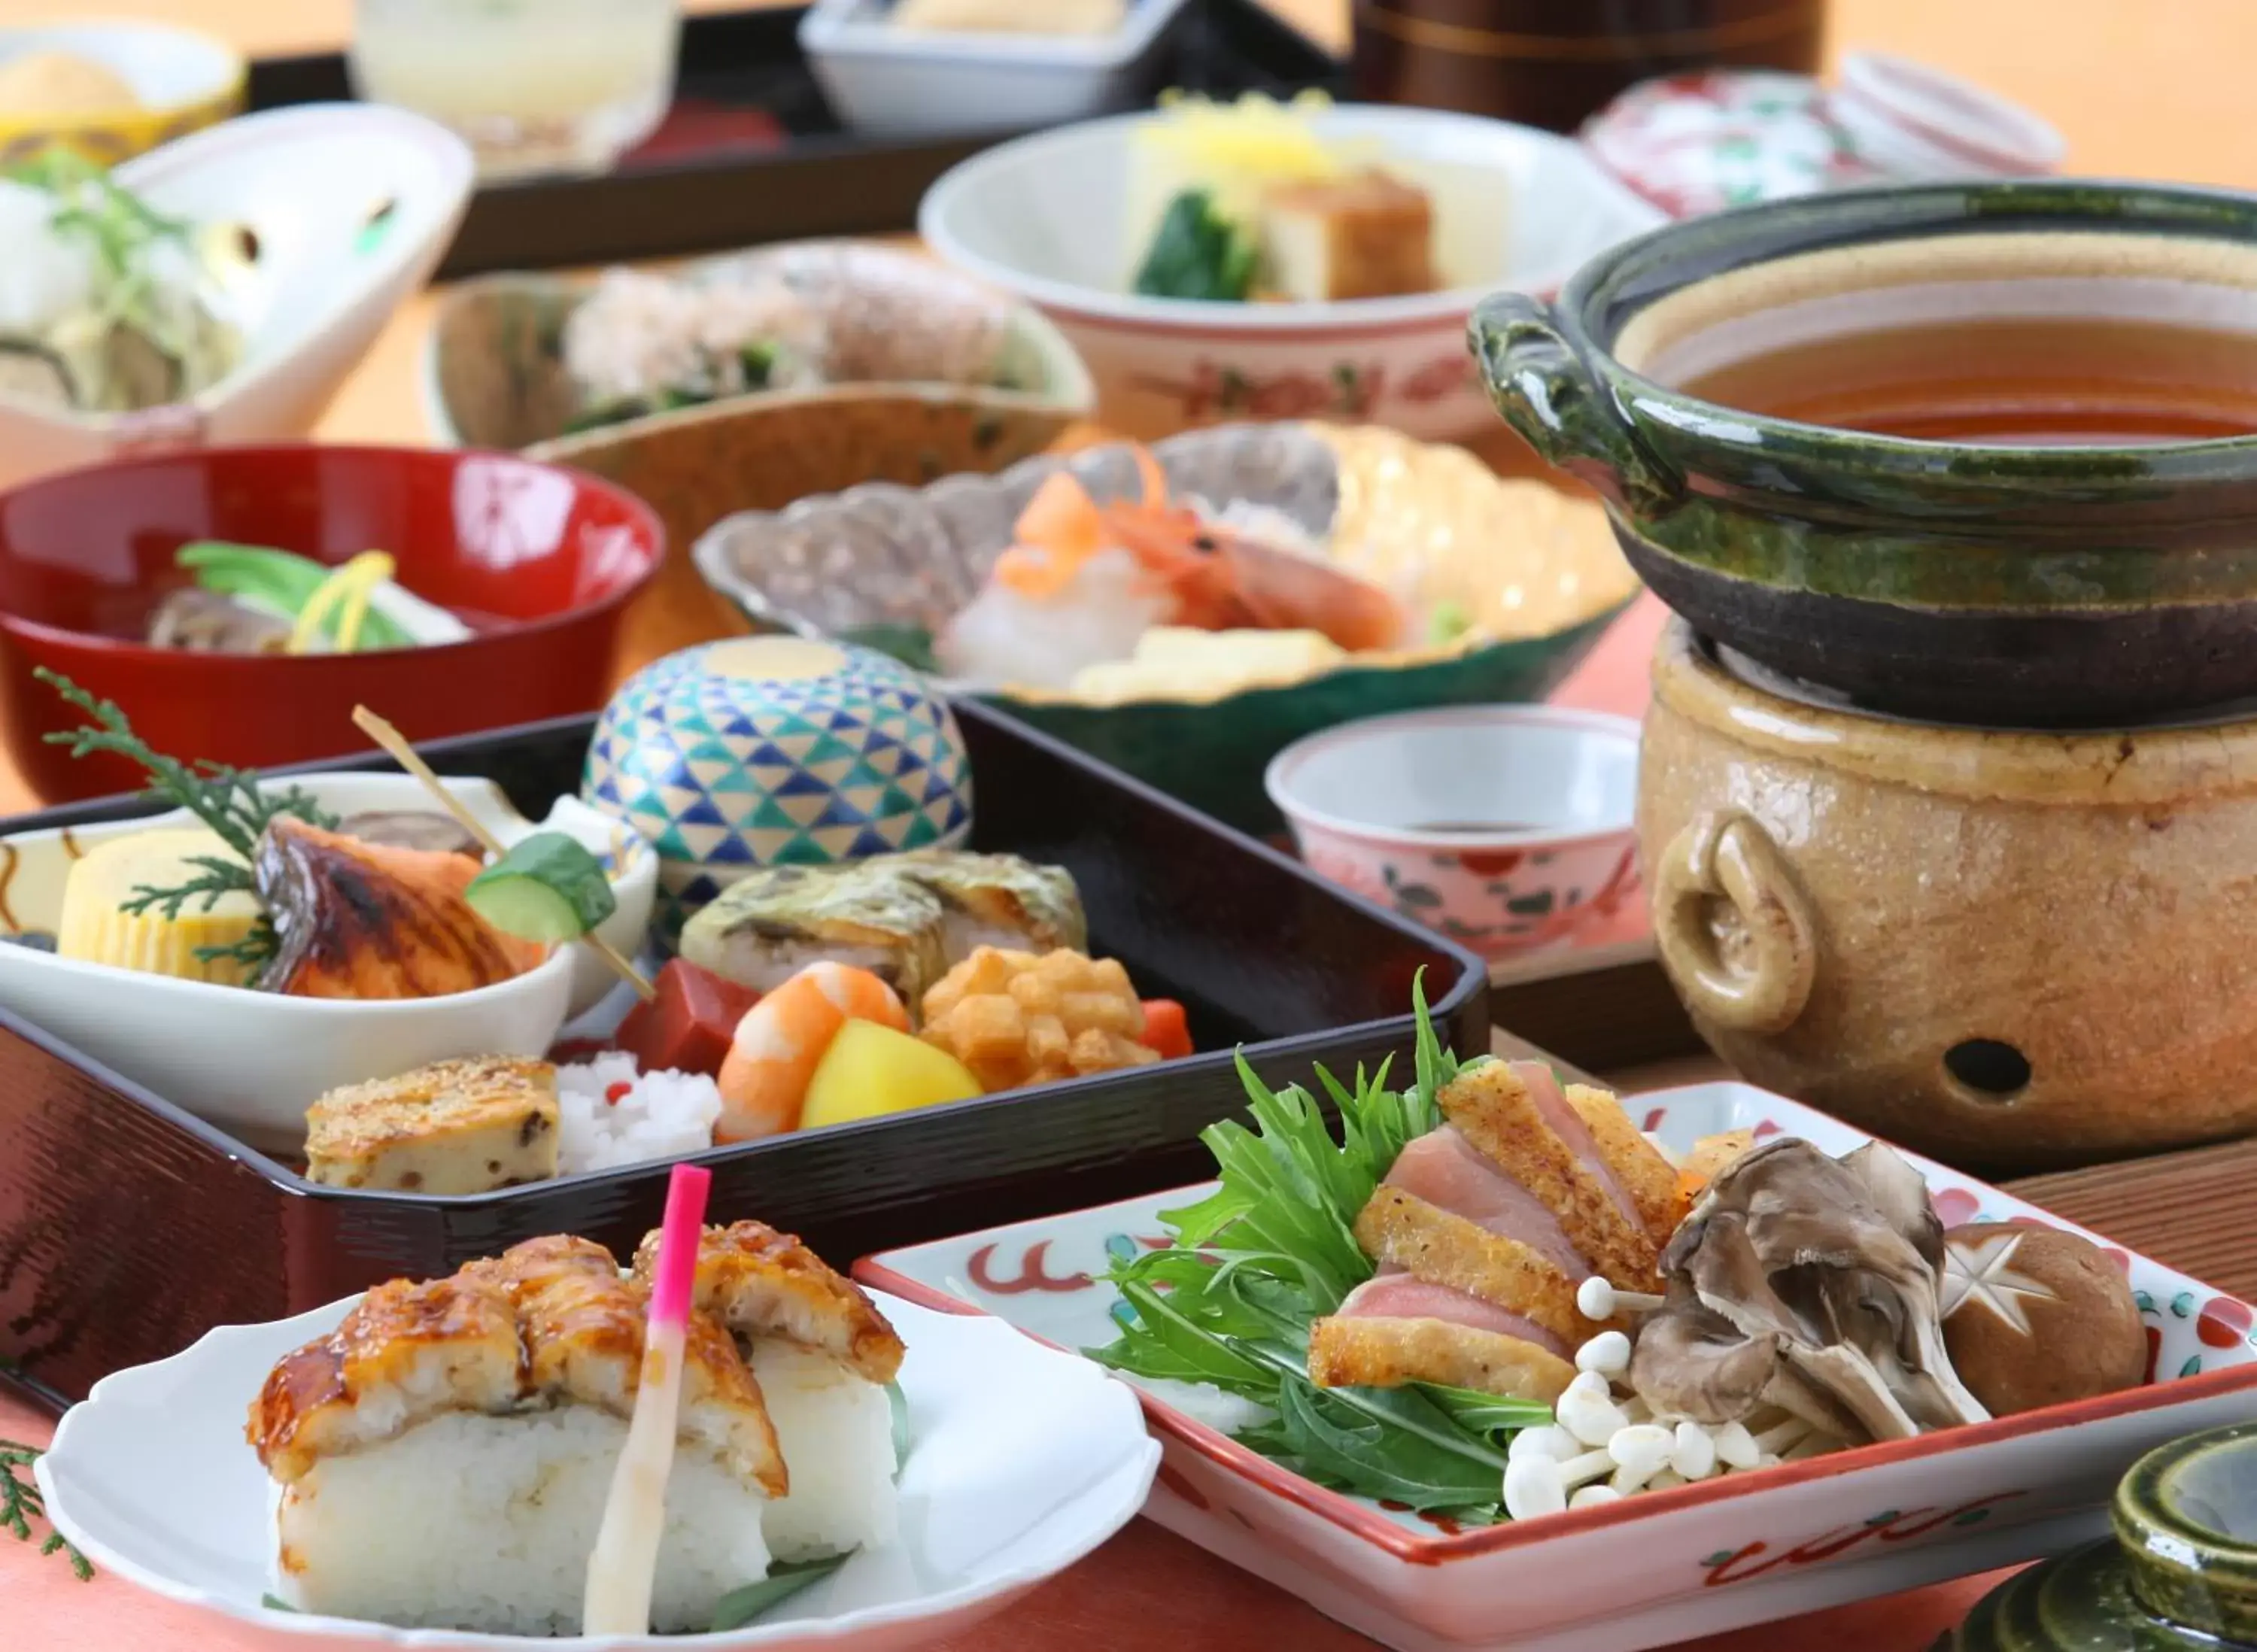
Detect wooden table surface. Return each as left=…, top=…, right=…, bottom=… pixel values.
left=8, top=3, right=2257, bottom=1647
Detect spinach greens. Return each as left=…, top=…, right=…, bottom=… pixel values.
left=1087, top=979, right=1551, bottom=1519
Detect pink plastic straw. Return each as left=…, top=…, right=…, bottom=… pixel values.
left=648, top=1163, right=712, bottom=1326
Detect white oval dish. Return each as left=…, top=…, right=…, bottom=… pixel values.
left=917, top=103, right=1663, bottom=443
left=37, top=1289, right=1160, bottom=1652
left=0, top=772, right=656, bottom=1151
left=0, top=101, right=473, bottom=488
left=1265, top=706, right=1642, bottom=961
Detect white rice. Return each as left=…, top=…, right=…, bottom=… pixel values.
left=750, top=1341, right=900, bottom=1563
left=272, top=1408, right=773, bottom=1636
left=555, top=1054, right=722, bottom=1177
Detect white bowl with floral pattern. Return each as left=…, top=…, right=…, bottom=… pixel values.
left=1265, top=705, right=1640, bottom=961
left=917, top=103, right=1662, bottom=444
left=857, top=1081, right=2257, bottom=1652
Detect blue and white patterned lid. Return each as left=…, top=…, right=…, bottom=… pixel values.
left=583, top=635, right=975, bottom=943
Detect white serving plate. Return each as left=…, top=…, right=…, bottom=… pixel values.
left=799, top=0, right=1196, bottom=140
left=38, top=1289, right=1159, bottom=1652
left=858, top=1081, right=2257, bottom=1652
left=0, top=102, right=472, bottom=488
left=0, top=772, right=656, bottom=1151
left=918, top=103, right=1663, bottom=443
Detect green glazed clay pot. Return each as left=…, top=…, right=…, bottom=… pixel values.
left=1471, top=180, right=2257, bottom=727
left=1951, top=1423, right=2257, bottom=1649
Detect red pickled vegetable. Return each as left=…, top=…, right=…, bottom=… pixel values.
left=616, top=958, right=760, bottom=1079
left=1140, top=998, right=1192, bottom=1061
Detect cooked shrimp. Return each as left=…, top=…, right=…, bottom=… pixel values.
left=714, top=961, right=909, bottom=1142
left=987, top=444, right=1406, bottom=653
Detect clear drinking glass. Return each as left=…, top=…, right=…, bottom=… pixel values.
left=350, top=0, right=681, bottom=180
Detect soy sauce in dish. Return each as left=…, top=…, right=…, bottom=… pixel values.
left=1675, top=317, right=2257, bottom=445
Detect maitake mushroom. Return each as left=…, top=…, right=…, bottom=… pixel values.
left=1626, top=1138, right=1991, bottom=1444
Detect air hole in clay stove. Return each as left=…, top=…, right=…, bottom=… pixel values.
left=1944, top=1039, right=2031, bottom=1101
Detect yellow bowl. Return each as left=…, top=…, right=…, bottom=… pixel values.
left=0, top=21, right=246, bottom=169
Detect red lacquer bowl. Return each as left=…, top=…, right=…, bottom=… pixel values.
left=0, top=444, right=664, bottom=803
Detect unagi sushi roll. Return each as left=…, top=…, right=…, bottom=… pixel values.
left=634, top=1220, right=907, bottom=1563
left=244, top=1225, right=903, bottom=1635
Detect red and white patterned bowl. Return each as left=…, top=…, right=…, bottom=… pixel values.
left=1265, top=706, right=1642, bottom=961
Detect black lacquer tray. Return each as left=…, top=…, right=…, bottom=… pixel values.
left=246, top=0, right=1344, bottom=279
left=0, top=699, right=1481, bottom=1411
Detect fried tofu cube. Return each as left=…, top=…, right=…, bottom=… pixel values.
left=1258, top=168, right=1438, bottom=302
left=306, top=1055, right=559, bottom=1194
left=920, top=946, right=1161, bottom=1092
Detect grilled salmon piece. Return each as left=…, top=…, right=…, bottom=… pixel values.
left=255, top=817, right=545, bottom=999
left=634, top=1221, right=906, bottom=1386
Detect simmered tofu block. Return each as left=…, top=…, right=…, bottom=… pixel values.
left=306, top=1055, right=559, bottom=1194
left=1258, top=168, right=1438, bottom=302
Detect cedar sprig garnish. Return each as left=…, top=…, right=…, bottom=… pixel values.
left=36, top=668, right=337, bottom=973
left=0, top=1439, right=91, bottom=1580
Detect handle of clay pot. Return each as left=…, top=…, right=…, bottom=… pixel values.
left=1652, top=810, right=1816, bottom=1036
left=1469, top=290, right=1681, bottom=512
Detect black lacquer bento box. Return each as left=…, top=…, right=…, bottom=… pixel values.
left=0, top=701, right=1483, bottom=1409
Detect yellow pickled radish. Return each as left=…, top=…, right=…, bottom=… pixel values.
left=798, top=1019, right=982, bottom=1131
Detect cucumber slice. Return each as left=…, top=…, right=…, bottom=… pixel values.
left=466, top=831, right=617, bottom=943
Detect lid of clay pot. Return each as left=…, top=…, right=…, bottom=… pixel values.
left=1579, top=56, right=2062, bottom=220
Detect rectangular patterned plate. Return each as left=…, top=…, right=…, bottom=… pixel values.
left=857, top=1082, right=2257, bottom=1652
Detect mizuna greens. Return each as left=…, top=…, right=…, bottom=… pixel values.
left=1087, top=979, right=1551, bottom=1520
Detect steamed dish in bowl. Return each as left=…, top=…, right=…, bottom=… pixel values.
left=145, top=542, right=472, bottom=655
left=0, top=153, right=245, bottom=415
left=1128, top=92, right=1444, bottom=304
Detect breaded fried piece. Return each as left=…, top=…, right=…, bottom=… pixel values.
left=636, top=1220, right=905, bottom=1385
left=1354, top=1186, right=1612, bottom=1345
left=1308, top=1316, right=1576, bottom=1405
left=248, top=1273, right=525, bottom=1483
left=1441, top=1063, right=1661, bottom=1289
left=474, top=1235, right=786, bottom=1494
left=1563, top=1083, right=1684, bottom=1247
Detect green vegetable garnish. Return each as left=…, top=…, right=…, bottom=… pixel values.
left=466, top=831, right=617, bottom=943
left=1132, top=189, right=1261, bottom=302
left=707, top=1555, right=853, bottom=1632
left=36, top=668, right=336, bottom=973
left=1429, top=598, right=1473, bottom=648
left=2, top=1438, right=90, bottom=1579
left=1088, top=976, right=1549, bottom=1520
left=178, top=542, right=415, bottom=651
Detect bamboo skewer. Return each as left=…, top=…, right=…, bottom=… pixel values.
left=351, top=706, right=655, bottom=1001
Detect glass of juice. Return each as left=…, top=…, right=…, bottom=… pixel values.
left=350, top=0, right=681, bottom=179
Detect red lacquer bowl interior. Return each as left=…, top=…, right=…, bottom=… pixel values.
left=0, top=444, right=664, bottom=803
